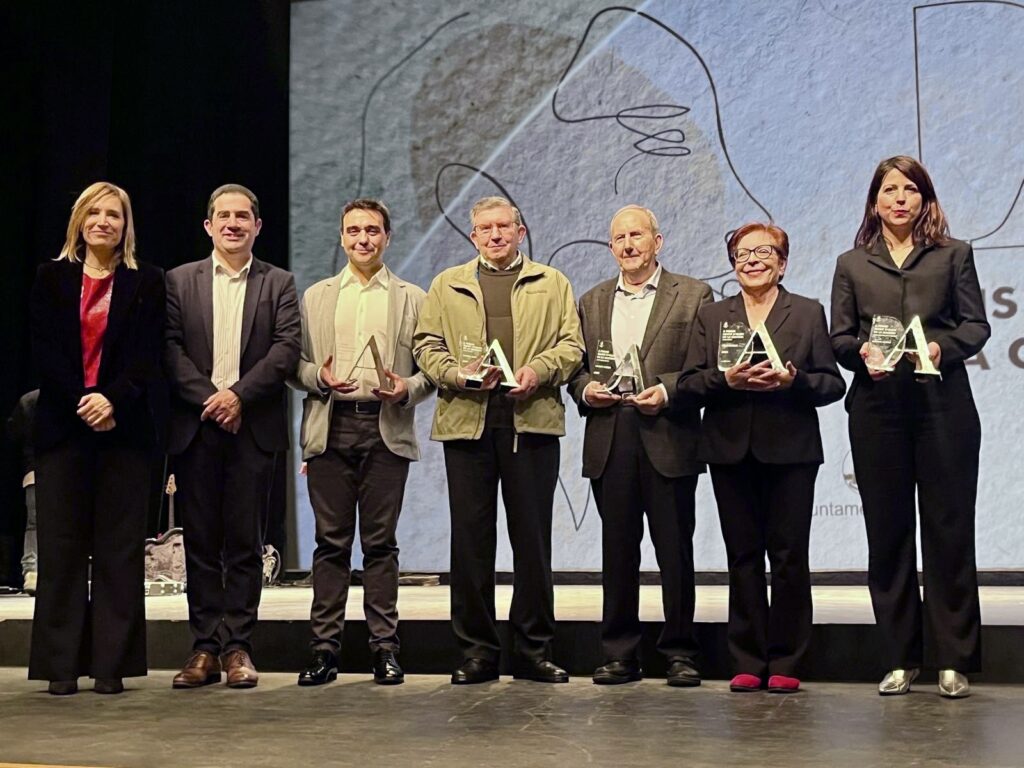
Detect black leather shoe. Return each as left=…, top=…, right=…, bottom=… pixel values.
left=513, top=659, right=569, bottom=683
left=94, top=678, right=124, bottom=694
left=297, top=649, right=338, bottom=687
left=48, top=680, right=78, bottom=696
left=592, top=660, right=642, bottom=685
left=373, top=649, right=404, bottom=685
left=666, top=658, right=701, bottom=687
left=451, top=657, right=499, bottom=685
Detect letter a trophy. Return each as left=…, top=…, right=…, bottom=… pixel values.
left=717, top=321, right=786, bottom=372
left=864, top=315, right=940, bottom=378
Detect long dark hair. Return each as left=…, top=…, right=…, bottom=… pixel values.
left=854, top=155, right=950, bottom=248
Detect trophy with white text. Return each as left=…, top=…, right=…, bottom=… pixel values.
left=459, top=335, right=517, bottom=390
left=865, top=315, right=939, bottom=376
left=605, top=343, right=646, bottom=395
left=717, top=321, right=785, bottom=373
left=590, top=339, right=618, bottom=386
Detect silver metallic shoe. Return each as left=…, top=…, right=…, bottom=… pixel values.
left=878, top=668, right=920, bottom=695
left=937, top=669, right=970, bottom=698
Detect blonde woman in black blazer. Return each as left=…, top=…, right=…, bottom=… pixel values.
left=29, top=182, right=166, bottom=696
left=677, top=223, right=845, bottom=693
left=830, top=156, right=990, bottom=698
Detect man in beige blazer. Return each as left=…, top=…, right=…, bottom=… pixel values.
left=291, top=199, right=433, bottom=687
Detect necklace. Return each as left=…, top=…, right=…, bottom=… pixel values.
left=84, top=259, right=114, bottom=275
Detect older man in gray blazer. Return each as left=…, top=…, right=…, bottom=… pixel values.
left=291, top=199, right=433, bottom=687
left=568, top=205, right=712, bottom=687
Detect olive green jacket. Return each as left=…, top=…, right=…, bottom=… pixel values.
left=413, top=255, right=584, bottom=441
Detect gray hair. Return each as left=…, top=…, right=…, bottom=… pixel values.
left=610, top=204, right=660, bottom=237
left=470, top=196, right=522, bottom=227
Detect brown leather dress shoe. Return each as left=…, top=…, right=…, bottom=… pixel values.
left=172, top=651, right=222, bottom=688
left=222, top=649, right=259, bottom=689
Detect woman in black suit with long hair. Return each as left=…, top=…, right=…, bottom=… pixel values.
left=678, top=223, right=845, bottom=693
left=830, top=156, right=989, bottom=698
left=29, top=182, right=166, bottom=695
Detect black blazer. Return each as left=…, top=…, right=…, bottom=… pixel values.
left=164, top=256, right=301, bottom=455
left=676, top=287, right=845, bottom=465
left=830, top=238, right=990, bottom=407
left=30, top=259, right=167, bottom=452
left=567, top=269, right=712, bottom=478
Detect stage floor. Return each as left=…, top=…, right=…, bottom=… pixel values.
left=0, top=669, right=1023, bottom=768
left=2, top=584, right=1023, bottom=624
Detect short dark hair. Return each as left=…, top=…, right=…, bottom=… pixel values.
left=341, top=199, right=391, bottom=234
left=207, top=184, right=260, bottom=220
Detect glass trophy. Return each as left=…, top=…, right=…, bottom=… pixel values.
left=717, top=321, right=785, bottom=372
left=718, top=322, right=754, bottom=371
left=865, top=315, right=904, bottom=372
left=343, top=336, right=392, bottom=391
left=591, top=339, right=618, bottom=386
left=865, top=315, right=939, bottom=376
left=605, top=343, right=645, bottom=395
left=334, top=344, right=358, bottom=387
left=459, top=335, right=517, bottom=390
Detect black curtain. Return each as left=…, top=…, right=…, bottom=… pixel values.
left=0, top=0, right=291, bottom=584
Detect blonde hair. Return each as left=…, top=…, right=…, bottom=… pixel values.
left=59, top=182, right=138, bottom=269
left=469, top=196, right=522, bottom=227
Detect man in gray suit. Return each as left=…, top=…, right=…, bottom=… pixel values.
left=291, top=199, right=433, bottom=686
left=568, top=205, right=712, bottom=686
left=165, top=184, right=301, bottom=689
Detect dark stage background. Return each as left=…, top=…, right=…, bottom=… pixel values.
left=0, top=0, right=292, bottom=586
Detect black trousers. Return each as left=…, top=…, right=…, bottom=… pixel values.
left=709, top=456, right=818, bottom=678
left=29, top=433, right=151, bottom=681
left=443, top=428, right=559, bottom=664
left=591, top=408, right=699, bottom=663
left=175, top=421, right=274, bottom=656
left=849, top=366, right=982, bottom=671
left=307, top=408, right=410, bottom=653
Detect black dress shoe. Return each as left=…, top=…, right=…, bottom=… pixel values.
left=666, top=658, right=701, bottom=688
left=373, top=649, right=404, bottom=685
left=48, top=680, right=78, bottom=696
left=297, top=649, right=338, bottom=687
left=513, top=659, right=569, bottom=683
left=94, top=678, right=124, bottom=694
left=451, top=657, right=499, bottom=685
left=592, top=660, right=642, bottom=685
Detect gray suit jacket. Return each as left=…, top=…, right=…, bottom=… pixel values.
left=164, top=256, right=301, bottom=455
left=291, top=268, right=434, bottom=462
left=568, top=269, right=712, bottom=478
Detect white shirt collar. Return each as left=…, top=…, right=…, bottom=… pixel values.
left=615, top=262, right=662, bottom=295
left=479, top=251, right=524, bottom=272
left=340, top=263, right=390, bottom=289
left=211, top=252, right=252, bottom=278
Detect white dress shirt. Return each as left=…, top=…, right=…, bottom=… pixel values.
left=585, top=263, right=668, bottom=403
left=210, top=253, right=251, bottom=390
left=332, top=264, right=390, bottom=401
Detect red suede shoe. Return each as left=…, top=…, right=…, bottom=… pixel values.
left=767, top=675, right=800, bottom=693
left=729, top=673, right=762, bottom=692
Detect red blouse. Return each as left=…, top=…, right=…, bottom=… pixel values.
left=80, top=273, right=114, bottom=387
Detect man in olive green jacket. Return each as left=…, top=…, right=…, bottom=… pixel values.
left=413, top=196, right=583, bottom=685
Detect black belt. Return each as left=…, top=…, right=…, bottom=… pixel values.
left=333, top=400, right=381, bottom=415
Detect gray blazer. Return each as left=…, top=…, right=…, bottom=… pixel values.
left=568, top=269, right=712, bottom=479
left=291, top=268, right=434, bottom=462
left=165, top=257, right=301, bottom=455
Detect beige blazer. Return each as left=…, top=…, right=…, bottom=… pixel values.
left=291, top=268, right=434, bottom=461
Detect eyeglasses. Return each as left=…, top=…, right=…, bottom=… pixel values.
left=473, top=222, right=517, bottom=237
left=733, top=245, right=778, bottom=263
